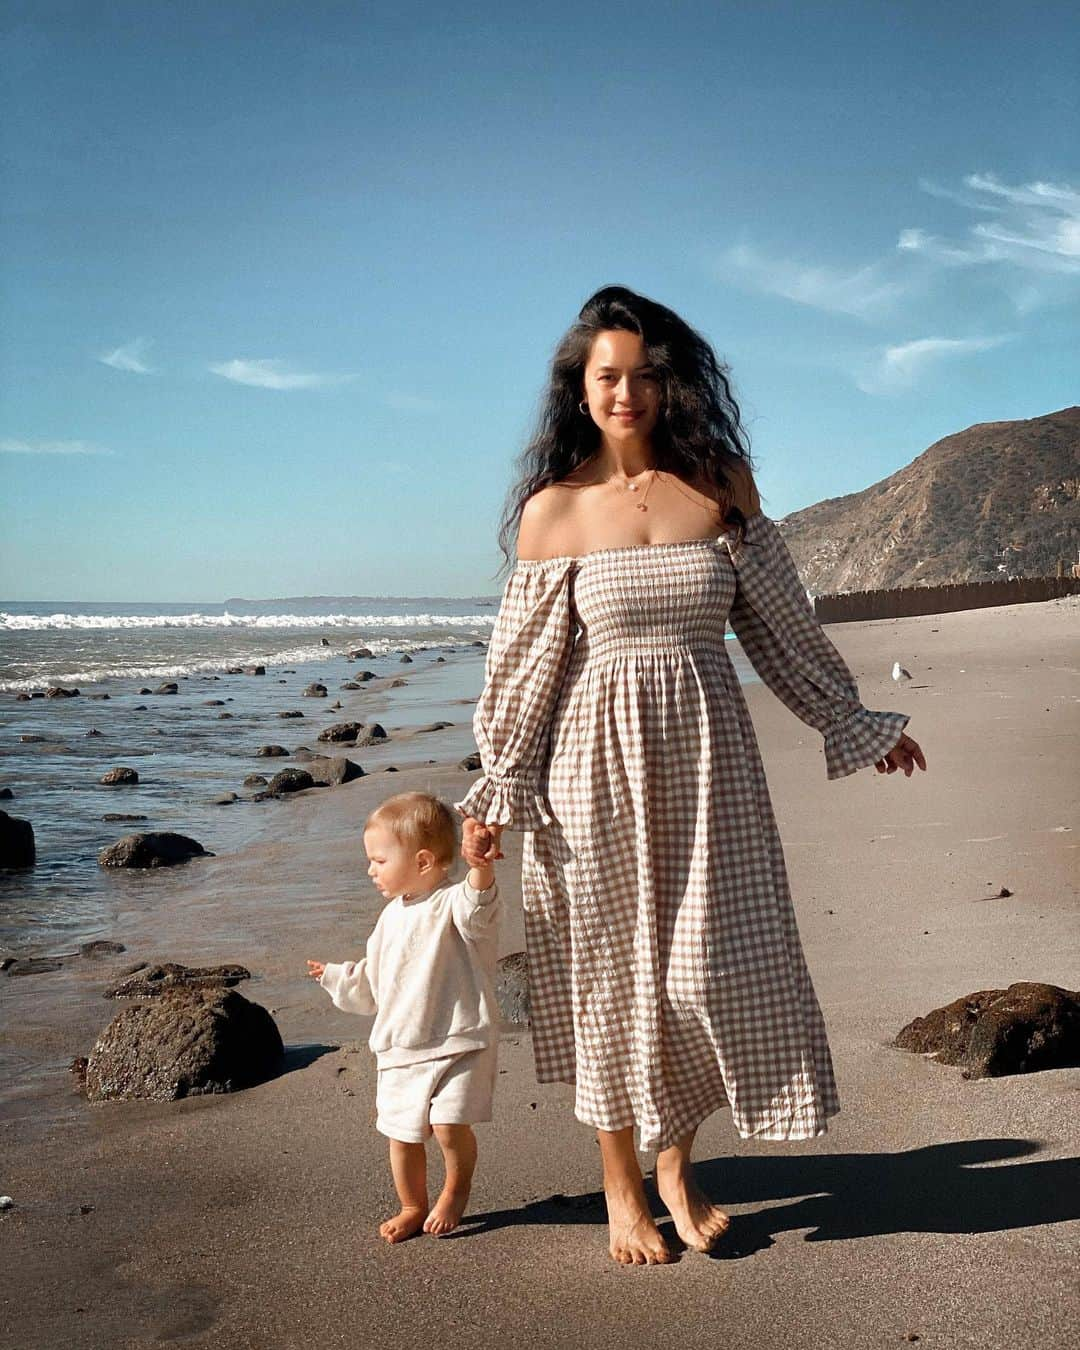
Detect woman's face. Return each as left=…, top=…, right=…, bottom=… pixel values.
left=581, top=329, right=661, bottom=446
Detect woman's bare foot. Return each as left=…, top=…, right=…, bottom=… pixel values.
left=654, top=1160, right=730, bottom=1253
left=379, top=1204, right=427, bottom=1244
left=423, top=1185, right=471, bottom=1236
left=604, top=1182, right=674, bottom=1265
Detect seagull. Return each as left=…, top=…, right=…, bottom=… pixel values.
left=892, top=661, right=913, bottom=682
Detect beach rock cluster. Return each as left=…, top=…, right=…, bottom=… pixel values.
left=85, top=987, right=283, bottom=1102
left=894, top=981, right=1080, bottom=1078
left=317, top=721, right=387, bottom=746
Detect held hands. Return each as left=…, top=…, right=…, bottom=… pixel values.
left=462, top=816, right=504, bottom=865
left=305, top=959, right=326, bottom=982
left=875, top=732, right=927, bottom=777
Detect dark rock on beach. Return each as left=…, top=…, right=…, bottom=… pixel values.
left=417, top=721, right=453, bottom=733
left=278, top=710, right=305, bottom=718
left=267, top=768, right=315, bottom=796
left=154, top=682, right=179, bottom=695
left=459, top=752, right=482, bottom=772
left=243, top=665, right=266, bottom=676
left=495, top=951, right=531, bottom=1026
left=354, top=670, right=377, bottom=682
left=215, top=792, right=238, bottom=805
left=389, top=678, right=407, bottom=688
left=0, top=787, right=13, bottom=800
left=894, top=981, right=1080, bottom=1079
left=138, top=688, right=153, bottom=695
left=46, top=685, right=80, bottom=698
left=243, top=774, right=268, bottom=788
left=15, top=692, right=31, bottom=701
left=0, top=811, right=36, bottom=869
left=256, top=745, right=290, bottom=757
left=105, top=961, right=250, bottom=999
left=303, top=756, right=364, bottom=787
left=99, top=766, right=139, bottom=786
left=318, top=721, right=361, bottom=744
left=98, top=832, right=210, bottom=869
left=348, top=647, right=373, bottom=659
left=85, top=987, right=283, bottom=1101
left=19, top=734, right=47, bottom=743
left=203, top=699, right=225, bottom=707
left=102, top=813, right=148, bottom=823
left=399, top=654, right=413, bottom=663
left=4, top=956, right=63, bottom=976
left=85, top=728, right=102, bottom=737
left=225, top=667, right=243, bottom=675
left=80, top=940, right=126, bottom=957
left=303, top=683, right=328, bottom=698
left=340, top=681, right=361, bottom=691
left=89, top=692, right=111, bottom=700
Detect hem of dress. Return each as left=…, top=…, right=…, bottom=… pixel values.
left=564, top=1093, right=840, bottom=1151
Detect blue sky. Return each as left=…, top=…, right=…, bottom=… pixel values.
left=2, top=0, right=1078, bottom=601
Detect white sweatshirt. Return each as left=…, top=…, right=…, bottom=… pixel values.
left=319, top=877, right=501, bottom=1068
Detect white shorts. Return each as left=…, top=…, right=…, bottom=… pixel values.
left=375, top=1045, right=498, bottom=1144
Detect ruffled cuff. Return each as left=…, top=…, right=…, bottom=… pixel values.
left=824, top=708, right=910, bottom=781
left=453, top=772, right=553, bottom=830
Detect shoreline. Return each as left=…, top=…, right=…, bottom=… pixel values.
left=1, top=594, right=1078, bottom=1349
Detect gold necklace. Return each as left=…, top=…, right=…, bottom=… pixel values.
left=612, top=467, right=658, bottom=512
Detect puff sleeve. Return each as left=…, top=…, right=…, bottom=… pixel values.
left=454, top=557, right=578, bottom=829
left=723, top=513, right=910, bottom=780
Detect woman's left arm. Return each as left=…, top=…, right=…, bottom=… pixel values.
left=723, top=513, right=925, bottom=780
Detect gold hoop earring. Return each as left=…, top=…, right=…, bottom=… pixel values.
left=578, top=399, right=589, bottom=416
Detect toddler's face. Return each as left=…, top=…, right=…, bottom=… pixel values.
left=363, top=823, right=424, bottom=899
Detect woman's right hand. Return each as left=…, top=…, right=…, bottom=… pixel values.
left=462, top=816, right=504, bottom=863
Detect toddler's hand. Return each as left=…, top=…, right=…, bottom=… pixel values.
left=306, top=959, right=326, bottom=982
left=462, top=817, right=503, bottom=864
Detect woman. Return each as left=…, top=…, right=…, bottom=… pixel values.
left=455, top=285, right=926, bottom=1266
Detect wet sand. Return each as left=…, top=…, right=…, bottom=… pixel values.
left=2, top=597, right=1078, bottom=1349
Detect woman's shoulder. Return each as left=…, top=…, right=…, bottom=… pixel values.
left=516, top=483, right=580, bottom=561
left=693, top=456, right=760, bottom=520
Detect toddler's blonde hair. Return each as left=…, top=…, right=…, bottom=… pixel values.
left=365, top=791, right=459, bottom=869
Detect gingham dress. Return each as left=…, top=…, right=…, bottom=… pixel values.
left=454, top=512, right=909, bottom=1151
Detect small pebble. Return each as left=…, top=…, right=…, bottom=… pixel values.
left=0, top=1196, right=14, bottom=1211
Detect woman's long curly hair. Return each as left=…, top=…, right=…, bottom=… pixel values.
left=497, top=284, right=755, bottom=569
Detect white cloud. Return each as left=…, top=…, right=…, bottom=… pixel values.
left=208, top=359, right=357, bottom=391
left=715, top=243, right=906, bottom=318
left=904, top=173, right=1080, bottom=281
left=99, top=338, right=155, bottom=374
left=856, top=334, right=1013, bottom=396
left=1, top=438, right=115, bottom=456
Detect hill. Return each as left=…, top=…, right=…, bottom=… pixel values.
left=777, top=407, right=1080, bottom=592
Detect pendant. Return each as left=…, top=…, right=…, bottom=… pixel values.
left=627, top=483, right=639, bottom=491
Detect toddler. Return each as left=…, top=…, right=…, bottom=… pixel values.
left=307, top=791, right=502, bottom=1243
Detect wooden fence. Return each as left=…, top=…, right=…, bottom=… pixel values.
left=813, top=576, right=1080, bottom=623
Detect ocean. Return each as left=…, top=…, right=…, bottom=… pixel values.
left=0, top=596, right=753, bottom=960
left=0, top=597, right=500, bottom=957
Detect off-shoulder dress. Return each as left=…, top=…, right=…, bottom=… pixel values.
left=454, top=512, right=908, bottom=1151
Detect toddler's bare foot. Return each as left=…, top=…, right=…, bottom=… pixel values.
left=379, top=1204, right=427, bottom=1244
left=604, top=1183, right=673, bottom=1265
left=423, top=1185, right=471, bottom=1236
left=654, top=1162, right=730, bottom=1253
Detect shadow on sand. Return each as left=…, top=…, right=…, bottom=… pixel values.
left=455, top=1138, right=1080, bottom=1259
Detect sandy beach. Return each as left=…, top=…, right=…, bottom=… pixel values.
left=2, top=596, right=1078, bottom=1350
